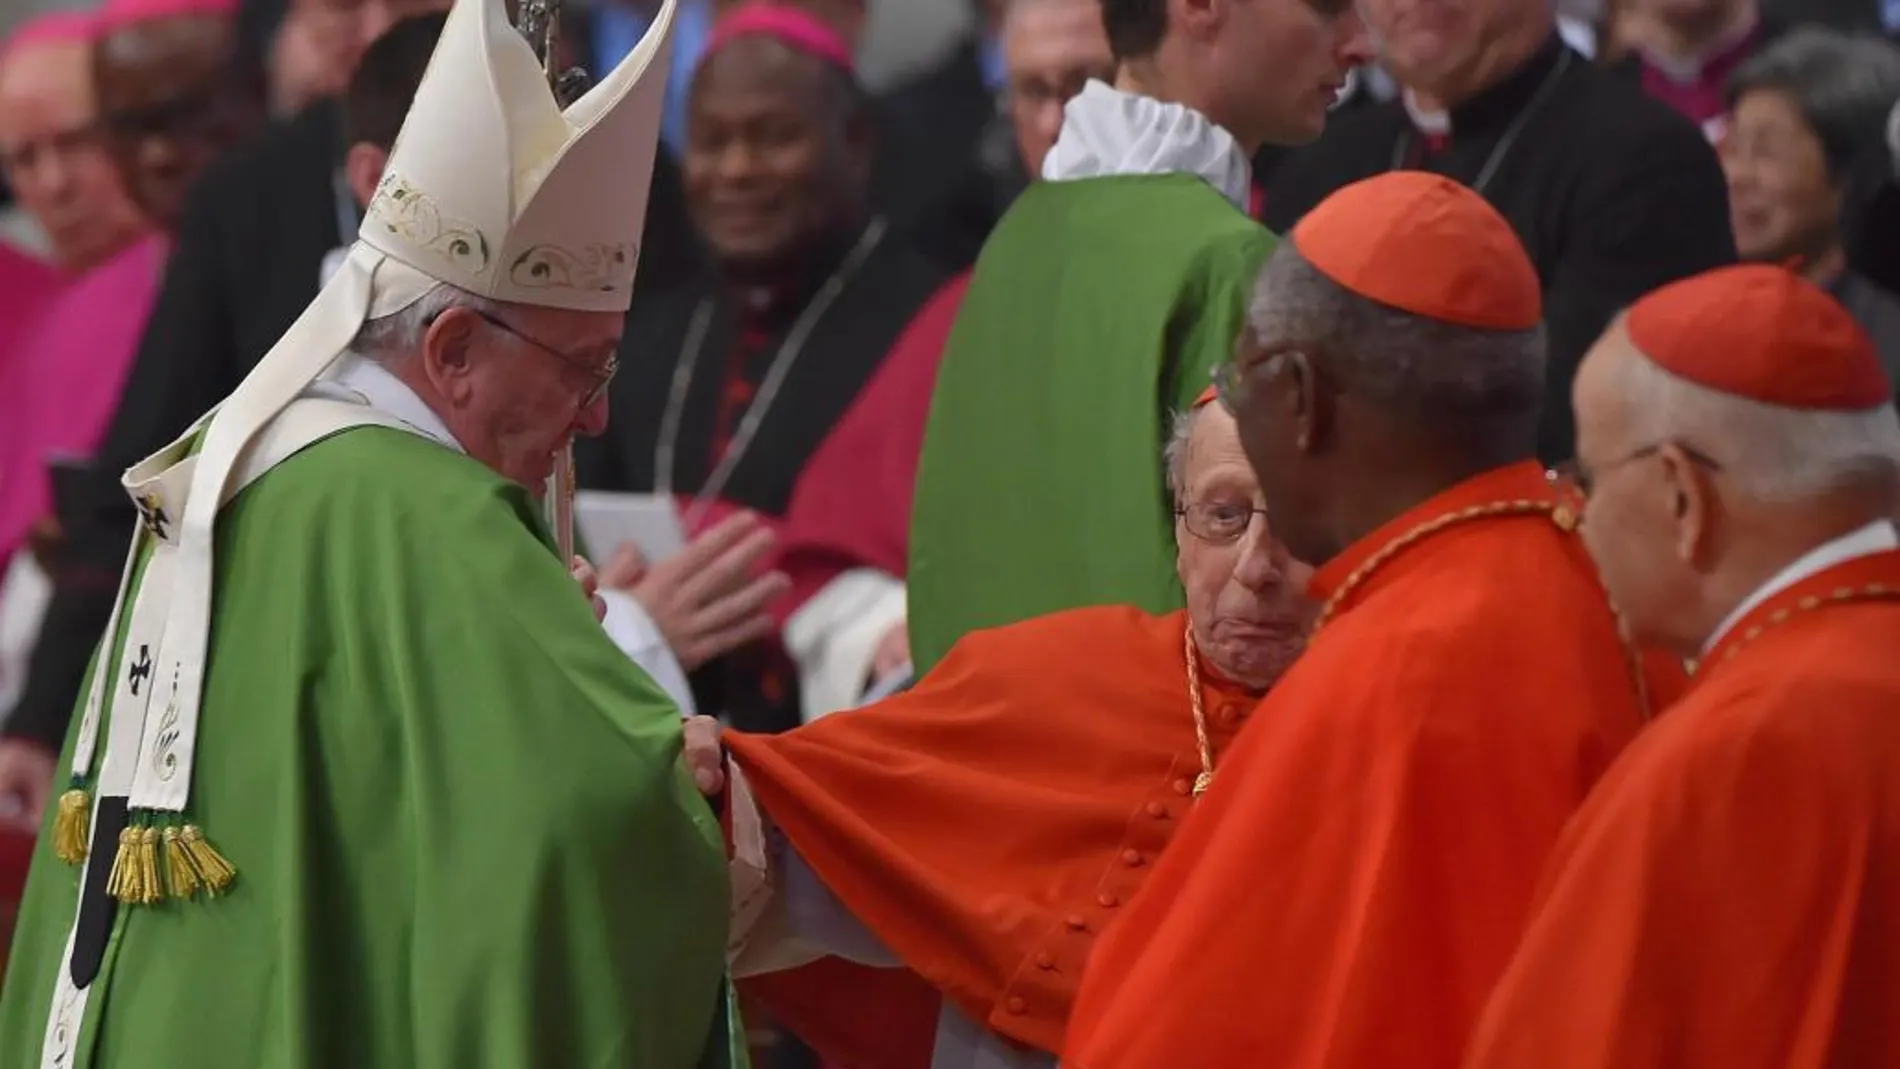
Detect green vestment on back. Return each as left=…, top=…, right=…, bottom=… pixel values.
left=907, top=174, right=1275, bottom=672
left=0, top=427, right=744, bottom=1068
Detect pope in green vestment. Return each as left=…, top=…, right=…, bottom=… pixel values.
left=0, top=0, right=743, bottom=1064
left=0, top=428, right=739, bottom=1068
left=907, top=87, right=1276, bottom=672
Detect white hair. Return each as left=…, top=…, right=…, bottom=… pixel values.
left=1163, top=405, right=1200, bottom=499
left=350, top=282, right=499, bottom=360
left=1618, top=351, right=1900, bottom=503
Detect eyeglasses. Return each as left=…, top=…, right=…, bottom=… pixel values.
left=1175, top=501, right=1267, bottom=544
left=472, top=310, right=618, bottom=406
left=1552, top=440, right=1724, bottom=505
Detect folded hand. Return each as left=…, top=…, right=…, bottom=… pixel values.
left=607, top=512, right=790, bottom=670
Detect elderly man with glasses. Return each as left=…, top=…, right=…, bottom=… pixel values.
left=1062, top=171, right=1681, bottom=1069
left=1467, top=264, right=1900, bottom=1069
left=674, top=388, right=1312, bottom=1069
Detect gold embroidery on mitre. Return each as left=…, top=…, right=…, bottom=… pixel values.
left=367, top=173, right=493, bottom=274
left=510, top=241, right=639, bottom=294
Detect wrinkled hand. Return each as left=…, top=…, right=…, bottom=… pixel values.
left=0, top=740, right=57, bottom=833
left=607, top=513, right=790, bottom=670
left=870, top=620, right=910, bottom=679
left=682, top=715, right=726, bottom=795
left=570, top=556, right=607, bottom=622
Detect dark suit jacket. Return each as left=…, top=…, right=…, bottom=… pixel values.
left=1264, top=37, right=1738, bottom=463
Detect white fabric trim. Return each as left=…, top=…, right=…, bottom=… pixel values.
left=1041, top=80, right=1252, bottom=211
left=784, top=568, right=907, bottom=721
left=1704, top=519, right=1900, bottom=653
left=0, top=553, right=51, bottom=723
left=597, top=589, right=694, bottom=715
left=42, top=392, right=419, bottom=1069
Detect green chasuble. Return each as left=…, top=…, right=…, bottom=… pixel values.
left=0, top=427, right=745, bottom=1068
left=908, top=173, right=1275, bottom=672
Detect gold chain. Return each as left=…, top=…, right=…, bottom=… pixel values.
left=1183, top=623, right=1217, bottom=797
left=1716, top=583, right=1900, bottom=665
left=1312, top=499, right=1571, bottom=634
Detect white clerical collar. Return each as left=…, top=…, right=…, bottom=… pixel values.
left=1402, top=92, right=1452, bottom=136
left=310, top=352, right=467, bottom=454
left=1703, top=519, right=1900, bottom=653
left=1041, top=79, right=1253, bottom=211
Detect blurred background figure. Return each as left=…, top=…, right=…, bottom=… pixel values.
left=94, top=0, right=260, bottom=227
left=580, top=1, right=946, bottom=739
left=773, top=0, right=1114, bottom=718
left=1264, top=0, right=1737, bottom=465
left=1611, top=0, right=1782, bottom=140
left=1720, top=27, right=1900, bottom=384
left=0, top=0, right=254, bottom=834
left=0, top=11, right=146, bottom=268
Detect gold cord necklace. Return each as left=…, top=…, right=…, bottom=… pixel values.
left=1305, top=495, right=1668, bottom=722
left=1312, top=499, right=1571, bottom=634
left=1714, top=583, right=1900, bottom=665
left=1183, top=623, right=1217, bottom=797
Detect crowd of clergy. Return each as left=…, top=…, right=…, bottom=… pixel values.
left=0, top=0, right=1898, bottom=1065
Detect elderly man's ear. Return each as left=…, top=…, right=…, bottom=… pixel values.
left=345, top=142, right=390, bottom=210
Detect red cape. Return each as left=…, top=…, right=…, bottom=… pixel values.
left=725, top=605, right=1264, bottom=1065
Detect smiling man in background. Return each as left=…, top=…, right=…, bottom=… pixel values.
left=773, top=0, right=1117, bottom=718
left=579, top=2, right=947, bottom=732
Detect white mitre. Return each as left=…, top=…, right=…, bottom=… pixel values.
left=53, top=0, right=676, bottom=898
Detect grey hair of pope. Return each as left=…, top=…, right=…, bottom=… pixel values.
left=1615, top=321, right=1900, bottom=503
left=1244, top=243, right=1547, bottom=425
left=1728, top=27, right=1900, bottom=180
left=351, top=282, right=501, bottom=359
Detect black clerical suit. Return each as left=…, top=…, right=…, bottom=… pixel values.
left=1263, top=35, right=1738, bottom=463
left=876, top=40, right=1005, bottom=270
left=577, top=217, right=947, bottom=734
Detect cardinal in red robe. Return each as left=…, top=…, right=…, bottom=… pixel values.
left=686, top=394, right=1313, bottom=1069
left=1061, top=172, right=1683, bottom=1069
left=1464, top=264, right=1900, bottom=1069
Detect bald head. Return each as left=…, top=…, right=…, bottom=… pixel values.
left=0, top=32, right=147, bottom=269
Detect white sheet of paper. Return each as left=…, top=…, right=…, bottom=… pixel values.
left=575, top=491, right=686, bottom=564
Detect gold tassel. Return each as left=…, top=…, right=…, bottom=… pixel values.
left=52, top=788, right=90, bottom=865
left=162, top=826, right=202, bottom=900
left=179, top=826, right=236, bottom=896
left=130, top=825, right=162, bottom=905
left=104, top=826, right=138, bottom=902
